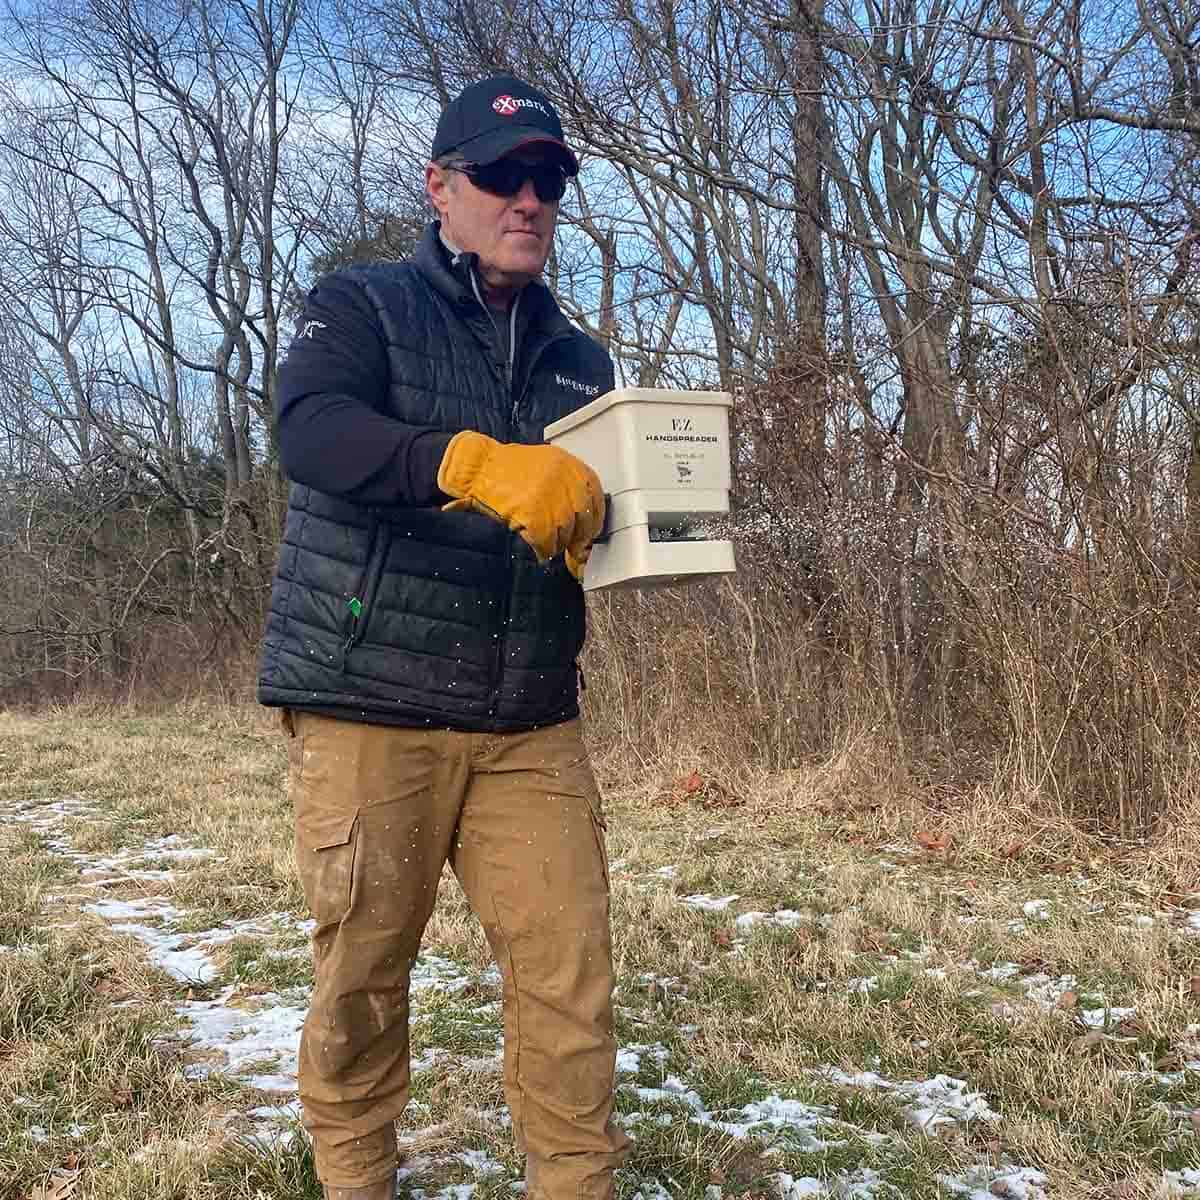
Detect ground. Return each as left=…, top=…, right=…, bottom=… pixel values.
left=3, top=706, right=1200, bottom=1200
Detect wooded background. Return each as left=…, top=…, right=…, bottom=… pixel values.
left=0, top=0, right=1196, bottom=836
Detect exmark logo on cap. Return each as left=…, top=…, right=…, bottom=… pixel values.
left=492, top=94, right=549, bottom=118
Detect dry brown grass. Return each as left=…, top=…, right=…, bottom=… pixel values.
left=3, top=698, right=1200, bottom=1199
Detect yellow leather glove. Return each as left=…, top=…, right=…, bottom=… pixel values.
left=437, top=431, right=605, bottom=581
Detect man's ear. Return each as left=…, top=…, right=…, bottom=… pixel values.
left=425, top=163, right=451, bottom=216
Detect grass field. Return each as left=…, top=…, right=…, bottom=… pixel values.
left=4, top=704, right=1200, bottom=1200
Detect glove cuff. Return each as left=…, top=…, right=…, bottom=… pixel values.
left=437, top=430, right=496, bottom=499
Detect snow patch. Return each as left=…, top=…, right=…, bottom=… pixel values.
left=1162, top=1169, right=1200, bottom=1196
left=616, top=1043, right=671, bottom=1075
left=941, top=1166, right=1048, bottom=1200
left=682, top=894, right=739, bottom=911
left=735, top=909, right=807, bottom=930
left=177, top=989, right=306, bottom=1090
left=776, top=1168, right=892, bottom=1199
left=816, top=1068, right=999, bottom=1129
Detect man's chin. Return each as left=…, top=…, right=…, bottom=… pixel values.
left=493, top=258, right=547, bottom=287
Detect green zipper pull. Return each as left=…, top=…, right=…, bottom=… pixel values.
left=348, top=596, right=363, bottom=619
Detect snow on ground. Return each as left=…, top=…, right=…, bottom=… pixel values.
left=776, top=1168, right=902, bottom=1199
left=1163, top=1169, right=1200, bottom=1196
left=813, top=1068, right=999, bottom=1130
left=682, top=894, right=740, bottom=911
left=846, top=976, right=880, bottom=994
left=736, top=909, right=808, bottom=930
left=1080, top=1004, right=1139, bottom=1029
left=645, top=865, right=679, bottom=879
left=973, top=959, right=1142, bottom=1029
left=5, top=796, right=488, bottom=1138
left=634, top=972, right=688, bottom=996
left=940, top=1166, right=1049, bottom=1200
left=615, top=1062, right=997, bottom=1164
left=2, top=793, right=1171, bottom=1197
left=178, top=989, right=308, bottom=1090
left=775, top=1164, right=1052, bottom=1200
left=698, top=1094, right=877, bottom=1151
left=617, top=1043, right=672, bottom=1074
left=26, top=1123, right=88, bottom=1143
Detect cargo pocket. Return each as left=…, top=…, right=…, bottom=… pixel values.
left=543, top=727, right=611, bottom=895
left=295, top=805, right=359, bottom=928
left=557, top=769, right=610, bottom=896
left=282, top=708, right=305, bottom=783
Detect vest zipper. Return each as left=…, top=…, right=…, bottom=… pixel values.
left=467, top=267, right=513, bottom=401
left=490, top=330, right=582, bottom=719
left=515, top=330, right=572, bottom=431
left=341, top=518, right=389, bottom=667
left=508, top=299, right=520, bottom=424
left=483, top=302, right=572, bottom=722
left=488, top=534, right=515, bottom=721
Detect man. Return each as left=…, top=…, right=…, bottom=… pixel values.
left=258, top=75, right=631, bottom=1200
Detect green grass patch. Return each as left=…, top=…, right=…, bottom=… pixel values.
left=221, top=937, right=313, bottom=991
left=410, top=989, right=503, bottom=1056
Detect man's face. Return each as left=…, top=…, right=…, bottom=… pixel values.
left=426, top=149, right=563, bottom=296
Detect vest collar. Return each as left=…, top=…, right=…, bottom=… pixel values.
left=415, top=221, right=570, bottom=338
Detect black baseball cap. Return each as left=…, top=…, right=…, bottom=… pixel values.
left=432, top=75, right=579, bottom=176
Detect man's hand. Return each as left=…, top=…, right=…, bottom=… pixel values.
left=438, top=431, right=604, bottom=579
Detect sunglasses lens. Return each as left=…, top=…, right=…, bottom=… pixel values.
left=466, top=161, right=567, bottom=203
left=489, top=161, right=526, bottom=195
left=532, top=167, right=568, bottom=202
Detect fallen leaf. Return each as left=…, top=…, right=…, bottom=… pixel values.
left=989, top=1182, right=1012, bottom=1198
left=659, top=771, right=744, bottom=811
left=1001, top=842, right=1024, bottom=859
left=1056, top=990, right=1079, bottom=1010
left=712, top=929, right=733, bottom=949
left=1190, top=975, right=1200, bottom=997
left=915, top=830, right=951, bottom=852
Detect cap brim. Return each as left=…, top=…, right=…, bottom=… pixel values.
left=455, top=127, right=579, bottom=175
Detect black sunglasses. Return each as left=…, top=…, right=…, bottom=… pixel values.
left=456, top=159, right=569, bottom=203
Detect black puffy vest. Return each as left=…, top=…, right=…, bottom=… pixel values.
left=257, top=225, right=615, bottom=731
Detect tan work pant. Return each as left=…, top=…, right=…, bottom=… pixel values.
left=283, top=710, right=631, bottom=1196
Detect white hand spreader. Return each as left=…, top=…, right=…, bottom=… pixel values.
left=544, top=388, right=737, bottom=592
